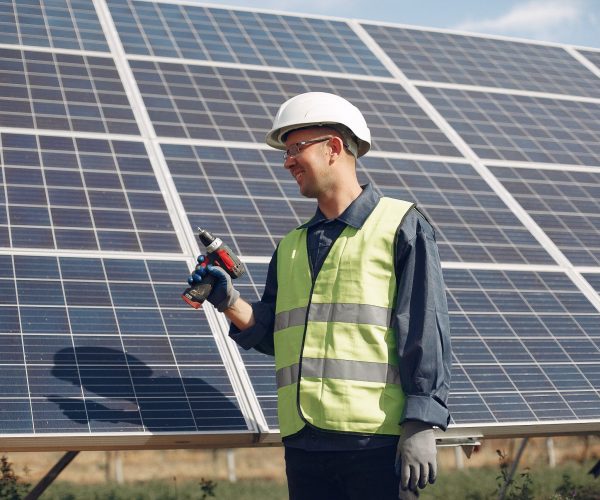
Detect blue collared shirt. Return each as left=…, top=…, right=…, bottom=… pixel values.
left=230, top=184, right=451, bottom=451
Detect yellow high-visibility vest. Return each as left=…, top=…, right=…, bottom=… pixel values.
left=274, top=197, right=415, bottom=437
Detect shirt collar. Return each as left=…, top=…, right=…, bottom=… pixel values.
left=299, top=184, right=380, bottom=229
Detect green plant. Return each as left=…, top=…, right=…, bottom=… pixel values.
left=551, top=472, right=600, bottom=500
left=0, top=455, right=30, bottom=500
left=199, top=477, right=217, bottom=499
left=552, top=473, right=578, bottom=500
left=495, top=450, right=534, bottom=500
left=507, top=471, right=534, bottom=500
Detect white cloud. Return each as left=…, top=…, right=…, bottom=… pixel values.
left=455, top=0, right=583, bottom=35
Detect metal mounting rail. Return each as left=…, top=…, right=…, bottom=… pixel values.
left=24, top=451, right=80, bottom=500
left=497, top=438, right=529, bottom=500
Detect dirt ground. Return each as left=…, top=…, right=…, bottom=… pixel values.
left=5, top=435, right=600, bottom=485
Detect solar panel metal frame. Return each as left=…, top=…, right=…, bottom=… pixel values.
left=0, top=0, right=599, bottom=451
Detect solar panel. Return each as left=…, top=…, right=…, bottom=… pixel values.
left=0, top=0, right=599, bottom=450
left=160, top=142, right=555, bottom=264
left=0, top=254, right=250, bottom=439
left=160, top=144, right=305, bottom=256
left=358, top=158, right=555, bottom=264
left=218, top=260, right=279, bottom=428
left=1, top=133, right=180, bottom=252
left=131, top=61, right=460, bottom=155
left=362, top=25, right=600, bottom=97
left=0, top=0, right=109, bottom=52
left=446, top=268, right=600, bottom=425
left=108, top=0, right=389, bottom=76
left=0, top=48, right=138, bottom=134
left=489, top=165, right=600, bottom=266
left=420, top=87, right=600, bottom=165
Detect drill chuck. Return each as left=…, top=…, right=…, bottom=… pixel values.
left=196, top=228, right=218, bottom=252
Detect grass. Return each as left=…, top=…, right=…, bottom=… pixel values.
left=39, top=479, right=288, bottom=500
left=30, top=460, right=600, bottom=500
left=421, top=460, right=600, bottom=500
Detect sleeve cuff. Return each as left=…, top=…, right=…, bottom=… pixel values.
left=228, top=301, right=275, bottom=355
left=401, top=395, right=450, bottom=431
left=228, top=322, right=265, bottom=350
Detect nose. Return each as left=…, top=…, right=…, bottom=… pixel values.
left=283, top=155, right=295, bottom=170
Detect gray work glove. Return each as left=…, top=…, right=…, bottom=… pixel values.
left=398, top=489, right=420, bottom=500
left=395, top=421, right=437, bottom=494
left=188, top=261, right=239, bottom=312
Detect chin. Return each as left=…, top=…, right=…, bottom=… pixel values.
left=299, top=186, right=318, bottom=199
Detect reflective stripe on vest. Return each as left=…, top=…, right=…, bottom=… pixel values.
left=276, top=358, right=401, bottom=388
left=274, top=197, right=415, bottom=437
left=275, top=303, right=393, bottom=331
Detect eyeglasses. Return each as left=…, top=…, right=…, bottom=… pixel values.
left=283, top=136, right=332, bottom=161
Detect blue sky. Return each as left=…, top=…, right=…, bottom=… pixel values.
left=201, top=0, right=600, bottom=49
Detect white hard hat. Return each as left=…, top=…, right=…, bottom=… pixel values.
left=266, top=92, right=371, bottom=157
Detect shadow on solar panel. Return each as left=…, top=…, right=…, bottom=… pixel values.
left=45, top=347, right=246, bottom=433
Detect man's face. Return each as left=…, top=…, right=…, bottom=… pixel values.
left=283, top=128, right=333, bottom=199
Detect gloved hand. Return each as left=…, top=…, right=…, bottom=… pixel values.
left=188, top=256, right=240, bottom=312
left=395, top=420, right=437, bottom=494
left=398, top=488, right=420, bottom=499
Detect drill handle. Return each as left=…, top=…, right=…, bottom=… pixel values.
left=181, top=273, right=217, bottom=309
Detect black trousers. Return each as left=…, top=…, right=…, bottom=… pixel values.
left=284, top=445, right=399, bottom=500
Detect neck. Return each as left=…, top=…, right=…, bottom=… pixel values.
left=317, top=181, right=363, bottom=219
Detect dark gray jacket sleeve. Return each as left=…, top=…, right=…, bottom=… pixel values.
left=228, top=250, right=277, bottom=356
left=394, top=208, right=452, bottom=430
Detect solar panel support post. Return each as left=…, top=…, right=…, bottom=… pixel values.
left=24, top=451, right=80, bottom=500
left=546, top=437, right=556, bottom=468
left=497, top=437, right=529, bottom=500
left=454, top=446, right=464, bottom=469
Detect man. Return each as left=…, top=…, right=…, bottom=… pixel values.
left=189, top=92, right=451, bottom=499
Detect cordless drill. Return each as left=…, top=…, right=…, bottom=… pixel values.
left=182, top=228, right=245, bottom=309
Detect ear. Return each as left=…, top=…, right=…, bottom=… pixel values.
left=328, top=136, right=344, bottom=160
